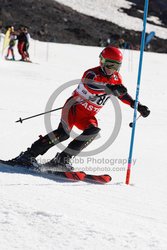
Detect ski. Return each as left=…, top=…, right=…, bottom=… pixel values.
left=44, top=169, right=111, bottom=184
left=40, top=163, right=111, bottom=184
left=84, top=174, right=111, bottom=184
left=44, top=169, right=86, bottom=181
left=0, top=159, right=111, bottom=184
left=0, top=159, right=85, bottom=182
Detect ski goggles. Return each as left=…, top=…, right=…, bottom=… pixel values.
left=100, top=54, right=121, bottom=71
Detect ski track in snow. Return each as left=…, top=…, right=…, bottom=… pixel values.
left=0, top=37, right=167, bottom=249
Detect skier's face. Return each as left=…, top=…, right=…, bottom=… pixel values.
left=100, top=54, right=121, bottom=76
left=104, top=65, right=116, bottom=75
left=103, top=62, right=121, bottom=75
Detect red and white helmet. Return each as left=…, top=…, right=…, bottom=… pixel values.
left=99, top=46, right=123, bottom=74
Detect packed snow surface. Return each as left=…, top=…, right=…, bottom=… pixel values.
left=0, top=38, right=167, bottom=250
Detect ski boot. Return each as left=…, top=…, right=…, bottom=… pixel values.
left=7, top=124, right=70, bottom=169
left=43, top=125, right=101, bottom=172
left=7, top=149, right=39, bottom=169
left=43, top=152, right=74, bottom=172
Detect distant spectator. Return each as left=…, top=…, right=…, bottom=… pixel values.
left=118, top=38, right=126, bottom=48
left=118, top=38, right=131, bottom=50
left=23, top=27, right=31, bottom=60
left=17, top=26, right=31, bottom=62
left=5, top=26, right=17, bottom=61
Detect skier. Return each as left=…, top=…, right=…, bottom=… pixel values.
left=5, top=26, right=16, bottom=61
left=23, top=27, right=31, bottom=61
left=10, top=46, right=150, bottom=170
left=17, top=26, right=31, bottom=62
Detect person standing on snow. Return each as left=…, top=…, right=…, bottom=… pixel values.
left=5, top=26, right=17, bottom=61
left=9, top=46, right=150, bottom=170
left=17, top=26, right=31, bottom=62
left=23, top=27, right=31, bottom=61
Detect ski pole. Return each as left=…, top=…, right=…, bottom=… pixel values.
left=129, top=114, right=142, bottom=128
left=15, top=106, right=63, bottom=123
left=15, top=97, right=87, bottom=124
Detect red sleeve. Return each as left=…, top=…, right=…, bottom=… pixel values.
left=82, top=70, right=106, bottom=95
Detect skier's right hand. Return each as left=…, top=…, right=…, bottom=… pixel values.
left=131, top=101, right=150, bottom=117
left=137, top=103, right=150, bottom=117
left=105, top=84, right=127, bottom=97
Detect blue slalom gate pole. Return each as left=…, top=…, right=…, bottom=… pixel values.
left=126, top=0, right=149, bottom=185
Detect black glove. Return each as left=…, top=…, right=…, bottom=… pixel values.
left=131, top=101, right=150, bottom=117
left=105, top=84, right=127, bottom=97
left=137, top=103, right=150, bottom=117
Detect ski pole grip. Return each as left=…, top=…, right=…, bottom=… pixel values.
left=15, top=117, right=23, bottom=123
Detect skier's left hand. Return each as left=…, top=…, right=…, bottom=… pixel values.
left=137, top=103, right=150, bottom=117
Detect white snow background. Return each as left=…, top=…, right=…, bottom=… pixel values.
left=0, top=1, right=167, bottom=250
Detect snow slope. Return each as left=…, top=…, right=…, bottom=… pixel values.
left=0, top=40, right=167, bottom=250
left=55, top=0, right=167, bottom=39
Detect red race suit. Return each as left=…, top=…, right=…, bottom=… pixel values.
left=61, top=66, right=134, bottom=132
